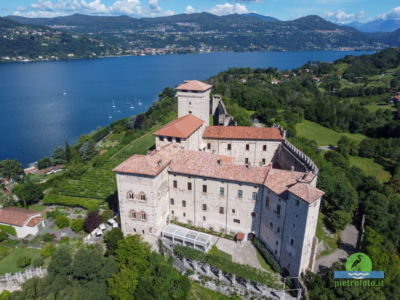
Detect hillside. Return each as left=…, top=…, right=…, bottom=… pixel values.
left=0, top=17, right=121, bottom=62
left=5, top=13, right=400, bottom=56
left=348, top=19, right=400, bottom=33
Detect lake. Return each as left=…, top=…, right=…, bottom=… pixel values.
left=0, top=51, right=372, bottom=166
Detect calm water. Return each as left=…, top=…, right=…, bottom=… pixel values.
left=0, top=51, right=371, bottom=166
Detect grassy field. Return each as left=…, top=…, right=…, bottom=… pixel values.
left=296, top=120, right=366, bottom=146
left=0, top=248, right=41, bottom=275
left=208, top=246, right=232, bottom=262
left=349, top=156, right=391, bottom=184
left=316, top=213, right=339, bottom=258
left=189, top=282, right=231, bottom=300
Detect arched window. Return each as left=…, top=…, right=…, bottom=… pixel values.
left=130, top=210, right=137, bottom=219
left=127, top=191, right=134, bottom=200
left=140, top=192, right=146, bottom=201
left=141, top=212, right=147, bottom=220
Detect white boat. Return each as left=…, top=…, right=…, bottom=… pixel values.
left=108, top=115, right=112, bottom=119
left=63, top=91, right=67, bottom=96
left=112, top=100, right=116, bottom=108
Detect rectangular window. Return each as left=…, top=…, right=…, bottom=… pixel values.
left=207, top=143, right=211, bottom=150
left=203, top=216, right=206, bottom=221
left=251, top=212, right=256, bottom=217
left=202, top=204, right=207, bottom=211
left=296, top=199, right=300, bottom=206
left=141, top=213, right=146, bottom=220
left=188, top=182, right=192, bottom=190
left=202, top=185, right=207, bottom=193
left=219, top=207, right=224, bottom=214
left=270, top=221, right=273, bottom=229
left=263, top=145, right=267, bottom=151
left=238, top=190, right=243, bottom=198
left=252, top=192, right=257, bottom=200
left=290, top=238, right=294, bottom=245
left=246, top=144, right=250, bottom=151
left=227, top=144, right=231, bottom=150
left=182, top=200, right=186, bottom=208
left=183, top=212, right=186, bottom=217
left=245, top=158, right=249, bottom=164
left=167, top=137, right=172, bottom=142
left=170, top=198, right=174, bottom=205
left=176, top=138, right=181, bottom=143
left=173, top=180, right=177, bottom=188
left=276, top=204, right=281, bottom=216
left=262, top=159, right=266, bottom=165
left=265, top=197, right=270, bottom=208
left=159, top=136, right=164, bottom=142
left=220, top=187, right=225, bottom=196
left=232, top=209, right=236, bottom=214
left=233, top=219, right=240, bottom=224
left=277, top=227, right=280, bottom=233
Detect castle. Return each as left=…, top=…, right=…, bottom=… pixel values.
left=114, top=80, right=324, bottom=277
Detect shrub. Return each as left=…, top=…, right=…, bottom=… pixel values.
left=71, top=218, right=84, bottom=232
left=0, top=225, right=16, bottom=236
left=32, top=257, right=44, bottom=267
left=41, top=243, right=55, bottom=258
left=100, top=209, right=114, bottom=222
left=84, top=211, right=102, bottom=233
left=0, top=231, right=8, bottom=242
left=41, top=233, right=55, bottom=242
left=252, top=237, right=281, bottom=273
left=55, top=215, right=70, bottom=228
left=17, top=256, right=31, bottom=268
left=43, top=194, right=101, bottom=211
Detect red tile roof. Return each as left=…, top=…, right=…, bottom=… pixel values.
left=176, top=80, right=212, bottom=91
left=288, top=183, right=325, bottom=204
left=154, top=114, right=204, bottom=138
left=203, top=126, right=284, bottom=140
left=26, top=216, right=44, bottom=227
left=114, top=144, right=323, bottom=202
left=0, top=207, right=42, bottom=227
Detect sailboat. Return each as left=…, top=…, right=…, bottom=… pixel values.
left=112, top=100, right=116, bottom=108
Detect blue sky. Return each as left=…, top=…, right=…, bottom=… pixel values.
left=2, top=0, right=400, bottom=23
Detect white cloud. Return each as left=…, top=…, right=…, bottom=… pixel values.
left=13, top=0, right=174, bottom=18
left=208, top=3, right=249, bottom=16
left=324, top=9, right=365, bottom=24
left=379, top=6, right=400, bottom=20
left=185, top=5, right=196, bottom=14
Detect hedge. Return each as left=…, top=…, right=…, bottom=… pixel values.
left=43, top=194, right=102, bottom=211
left=173, top=245, right=281, bottom=288
left=0, top=224, right=17, bottom=236
left=252, top=237, right=281, bottom=273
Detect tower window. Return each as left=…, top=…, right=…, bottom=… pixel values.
left=290, top=238, right=294, bottom=245
left=245, top=158, right=249, bottom=164
left=252, top=192, right=257, bottom=200
left=251, top=212, right=256, bottom=217
left=227, top=144, right=231, bottom=150
left=203, top=216, right=206, bottom=221
left=219, top=207, right=224, bottom=214
left=176, top=138, right=181, bottom=143
left=173, top=180, right=177, bottom=188
left=238, top=190, right=243, bottom=198
left=265, top=197, right=270, bottom=208
left=262, top=159, right=266, bottom=165
left=189, top=111, right=192, bottom=114
left=159, top=136, right=164, bottom=142
left=207, top=143, right=211, bottom=149
left=270, top=221, right=273, bottom=228
left=167, top=137, right=172, bottom=142
left=202, top=204, right=207, bottom=211
left=246, top=144, right=250, bottom=151
left=233, top=219, right=240, bottom=224
left=188, top=182, right=192, bottom=190
left=202, top=185, right=207, bottom=193
left=182, top=200, right=186, bottom=207
left=220, top=187, right=225, bottom=196
left=276, top=204, right=281, bottom=216
left=170, top=198, right=174, bottom=205
left=263, top=145, right=267, bottom=151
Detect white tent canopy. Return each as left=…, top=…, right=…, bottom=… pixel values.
left=162, top=224, right=212, bottom=252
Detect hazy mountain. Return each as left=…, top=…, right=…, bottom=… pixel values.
left=243, top=13, right=280, bottom=22
left=348, top=19, right=400, bottom=33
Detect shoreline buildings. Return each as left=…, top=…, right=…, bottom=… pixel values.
left=114, top=80, right=324, bottom=277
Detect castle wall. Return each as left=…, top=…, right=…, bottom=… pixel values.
left=204, top=138, right=282, bottom=167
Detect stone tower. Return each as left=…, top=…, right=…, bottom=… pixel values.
left=176, top=80, right=212, bottom=126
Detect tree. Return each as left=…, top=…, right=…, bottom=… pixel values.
left=55, top=215, right=70, bottom=228
left=70, top=218, right=84, bottom=232
left=13, top=181, right=43, bottom=207
left=79, top=140, right=97, bottom=161
left=0, top=159, right=23, bottom=182
left=104, top=228, right=123, bottom=256
left=0, top=231, right=8, bottom=242
left=0, top=193, right=16, bottom=208
left=52, top=147, right=66, bottom=165
left=100, top=209, right=113, bottom=222
left=65, top=142, right=72, bottom=163
left=37, top=157, right=52, bottom=170
left=84, top=211, right=102, bottom=233
left=48, top=247, right=72, bottom=279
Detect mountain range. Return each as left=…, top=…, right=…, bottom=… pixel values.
left=1, top=13, right=400, bottom=62
left=347, top=19, right=400, bottom=33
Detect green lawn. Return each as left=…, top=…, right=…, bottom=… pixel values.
left=349, top=156, right=391, bottom=184
left=208, top=246, right=232, bottom=262
left=296, top=120, right=366, bottom=146
left=364, top=104, right=396, bottom=113
left=189, top=282, right=231, bottom=300
left=255, top=249, right=274, bottom=273
left=0, top=247, right=41, bottom=275
left=316, top=213, right=339, bottom=258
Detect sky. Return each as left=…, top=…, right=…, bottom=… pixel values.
left=1, top=0, right=400, bottom=23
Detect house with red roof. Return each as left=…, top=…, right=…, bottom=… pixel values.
left=0, top=207, right=44, bottom=238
